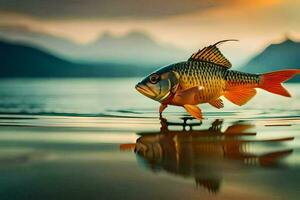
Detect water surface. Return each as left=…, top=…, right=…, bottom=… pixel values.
left=0, top=78, right=299, bottom=200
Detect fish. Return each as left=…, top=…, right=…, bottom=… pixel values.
left=135, top=40, right=300, bottom=119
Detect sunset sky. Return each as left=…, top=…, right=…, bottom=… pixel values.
left=0, top=0, right=299, bottom=65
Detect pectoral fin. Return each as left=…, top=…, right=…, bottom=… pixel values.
left=159, top=104, right=168, bottom=118
left=173, top=86, right=204, bottom=105
left=159, top=104, right=168, bottom=114
left=209, top=98, right=224, bottom=109
left=183, top=105, right=203, bottom=120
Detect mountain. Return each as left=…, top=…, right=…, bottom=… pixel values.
left=0, top=25, right=78, bottom=59
left=80, top=31, right=187, bottom=65
left=241, top=37, right=300, bottom=81
left=0, top=40, right=153, bottom=77
left=0, top=26, right=188, bottom=66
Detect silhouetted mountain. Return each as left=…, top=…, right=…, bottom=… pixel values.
left=0, top=25, right=78, bottom=59
left=241, top=38, right=300, bottom=82
left=82, top=31, right=187, bottom=65
left=0, top=26, right=188, bottom=66
left=0, top=40, right=153, bottom=77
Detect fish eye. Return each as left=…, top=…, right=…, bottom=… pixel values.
left=149, top=74, right=160, bottom=84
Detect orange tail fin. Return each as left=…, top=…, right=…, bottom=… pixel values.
left=259, top=69, right=300, bottom=97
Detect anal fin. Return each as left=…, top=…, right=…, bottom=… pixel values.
left=183, top=105, right=203, bottom=120
left=209, top=98, right=224, bottom=109
left=224, top=88, right=256, bottom=106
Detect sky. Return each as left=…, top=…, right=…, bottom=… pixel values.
left=0, top=0, right=299, bottom=65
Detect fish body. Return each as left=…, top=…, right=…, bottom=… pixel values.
left=169, top=61, right=260, bottom=104
left=135, top=40, right=300, bottom=119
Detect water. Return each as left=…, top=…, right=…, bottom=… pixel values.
left=0, top=78, right=299, bottom=200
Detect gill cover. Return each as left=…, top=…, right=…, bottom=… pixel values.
left=154, top=70, right=179, bottom=102
left=136, top=69, right=179, bottom=102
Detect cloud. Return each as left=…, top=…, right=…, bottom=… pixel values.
left=0, top=0, right=224, bottom=19
left=0, top=0, right=298, bottom=67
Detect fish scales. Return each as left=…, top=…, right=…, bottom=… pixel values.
left=135, top=39, right=300, bottom=119
left=174, top=61, right=227, bottom=101
left=173, top=61, right=262, bottom=101
left=224, top=70, right=260, bottom=89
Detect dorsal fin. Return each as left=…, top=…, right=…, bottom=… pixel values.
left=188, top=39, right=238, bottom=69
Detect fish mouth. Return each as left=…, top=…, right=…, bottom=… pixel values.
left=135, top=83, right=156, bottom=98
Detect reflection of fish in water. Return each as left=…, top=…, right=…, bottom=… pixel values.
left=135, top=40, right=300, bottom=119
left=121, top=119, right=293, bottom=193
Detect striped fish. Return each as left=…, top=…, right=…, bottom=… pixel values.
left=135, top=40, right=300, bottom=119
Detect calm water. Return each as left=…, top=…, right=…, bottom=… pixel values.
left=0, top=78, right=299, bottom=200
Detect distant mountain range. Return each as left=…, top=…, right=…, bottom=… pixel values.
left=0, top=26, right=187, bottom=66
left=241, top=38, right=300, bottom=82
left=1, top=26, right=300, bottom=80
left=0, top=40, right=153, bottom=77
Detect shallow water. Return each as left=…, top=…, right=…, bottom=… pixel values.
left=0, top=78, right=299, bottom=200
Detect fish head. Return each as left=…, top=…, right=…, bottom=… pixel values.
left=135, top=67, right=179, bottom=102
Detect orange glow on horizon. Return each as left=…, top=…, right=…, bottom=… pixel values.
left=0, top=0, right=299, bottom=66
